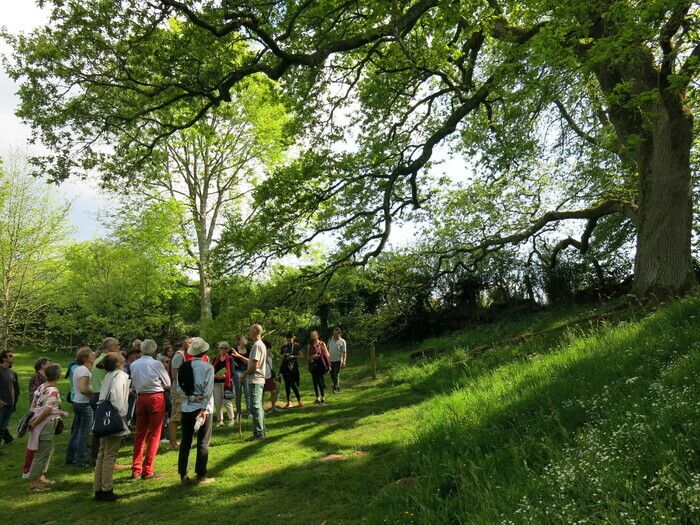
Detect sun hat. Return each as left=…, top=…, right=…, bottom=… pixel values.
left=188, top=337, right=210, bottom=356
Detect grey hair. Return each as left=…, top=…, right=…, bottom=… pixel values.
left=141, top=339, right=157, bottom=356
left=250, top=324, right=263, bottom=335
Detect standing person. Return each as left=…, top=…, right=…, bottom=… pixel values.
left=230, top=336, right=251, bottom=420
left=93, top=353, right=131, bottom=502
left=90, top=337, right=122, bottom=466
left=157, top=339, right=172, bottom=363
left=212, top=342, right=235, bottom=427
left=129, top=339, right=170, bottom=480
left=21, top=359, right=53, bottom=477
left=177, top=337, right=215, bottom=486
left=167, top=336, right=191, bottom=450
left=65, top=346, right=94, bottom=466
left=26, top=364, right=67, bottom=492
left=328, top=327, right=348, bottom=393
left=239, top=325, right=267, bottom=440
left=124, top=345, right=141, bottom=376
left=28, top=357, right=50, bottom=397
left=279, top=333, right=303, bottom=408
left=0, top=350, right=20, bottom=448
left=307, top=330, right=330, bottom=405
left=262, top=341, right=279, bottom=413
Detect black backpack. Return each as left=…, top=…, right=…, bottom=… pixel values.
left=178, top=360, right=195, bottom=396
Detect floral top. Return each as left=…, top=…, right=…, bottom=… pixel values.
left=27, top=384, right=63, bottom=450
left=33, top=383, right=62, bottom=416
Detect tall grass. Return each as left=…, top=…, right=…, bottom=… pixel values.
left=368, top=296, right=700, bottom=524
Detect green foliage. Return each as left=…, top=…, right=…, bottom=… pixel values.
left=0, top=150, right=72, bottom=350
left=44, top=200, right=187, bottom=347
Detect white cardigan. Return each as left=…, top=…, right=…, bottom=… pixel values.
left=99, top=369, right=131, bottom=436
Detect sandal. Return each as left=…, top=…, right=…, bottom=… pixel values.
left=29, top=484, right=50, bottom=492
left=168, top=444, right=180, bottom=451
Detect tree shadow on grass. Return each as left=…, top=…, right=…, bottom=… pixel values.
left=365, top=299, right=700, bottom=523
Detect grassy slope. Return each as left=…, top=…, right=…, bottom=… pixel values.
left=0, top=297, right=698, bottom=524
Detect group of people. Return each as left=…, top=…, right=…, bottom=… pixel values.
left=0, top=325, right=348, bottom=500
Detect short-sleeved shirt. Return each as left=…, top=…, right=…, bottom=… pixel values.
left=247, top=340, right=267, bottom=385
left=170, top=351, right=185, bottom=388
left=71, top=365, right=92, bottom=404
left=0, top=367, right=19, bottom=407
left=328, top=338, right=347, bottom=362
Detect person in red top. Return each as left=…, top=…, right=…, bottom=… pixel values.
left=212, top=342, right=235, bottom=426
left=307, top=330, right=330, bottom=405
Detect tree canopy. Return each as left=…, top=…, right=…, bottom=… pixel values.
left=4, top=0, right=700, bottom=298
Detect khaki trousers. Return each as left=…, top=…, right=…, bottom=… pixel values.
left=93, top=435, right=122, bottom=491
left=28, top=420, right=57, bottom=480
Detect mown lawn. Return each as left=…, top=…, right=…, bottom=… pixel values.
left=0, top=297, right=698, bottom=524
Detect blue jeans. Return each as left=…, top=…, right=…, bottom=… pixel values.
left=250, top=383, right=266, bottom=437
left=65, top=402, right=93, bottom=465
left=0, top=405, right=13, bottom=444
left=234, top=370, right=252, bottom=415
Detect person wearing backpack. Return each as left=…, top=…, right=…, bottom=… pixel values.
left=177, top=337, right=215, bottom=486
left=93, top=353, right=130, bottom=502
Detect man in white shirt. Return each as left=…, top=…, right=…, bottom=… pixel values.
left=328, top=327, right=347, bottom=393
left=239, top=324, right=267, bottom=440
left=129, top=339, right=170, bottom=480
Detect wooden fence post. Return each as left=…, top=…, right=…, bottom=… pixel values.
left=370, top=341, right=377, bottom=379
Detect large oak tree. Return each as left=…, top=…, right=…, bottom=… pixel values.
left=4, top=0, right=699, bottom=297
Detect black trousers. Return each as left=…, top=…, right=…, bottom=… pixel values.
left=281, top=370, right=301, bottom=402
left=330, top=361, right=342, bottom=389
left=310, top=369, right=326, bottom=398
left=178, top=409, right=212, bottom=478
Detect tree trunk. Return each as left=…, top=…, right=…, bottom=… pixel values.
left=195, top=220, right=214, bottom=321
left=632, top=100, right=697, bottom=298
left=197, top=259, right=213, bottom=320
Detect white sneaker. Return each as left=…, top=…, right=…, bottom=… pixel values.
left=160, top=439, right=169, bottom=444
left=22, top=472, right=29, bottom=479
